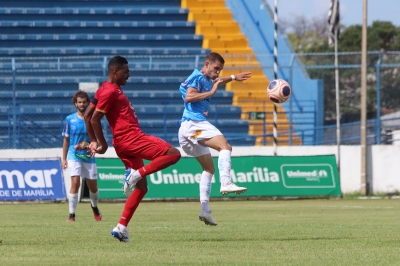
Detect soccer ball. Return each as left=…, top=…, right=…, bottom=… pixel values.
left=267, top=79, right=292, bottom=104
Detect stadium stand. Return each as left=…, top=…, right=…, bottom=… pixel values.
left=0, top=0, right=260, bottom=149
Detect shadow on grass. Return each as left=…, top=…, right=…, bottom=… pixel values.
left=186, top=236, right=351, bottom=242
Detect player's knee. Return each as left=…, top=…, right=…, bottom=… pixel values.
left=226, top=143, right=232, bottom=151
left=167, top=147, right=181, bottom=164
left=219, top=143, right=232, bottom=152
left=136, top=182, right=148, bottom=191
left=204, top=168, right=215, bottom=175
left=168, top=146, right=181, bottom=155
left=71, top=181, right=80, bottom=190
left=171, top=152, right=181, bottom=164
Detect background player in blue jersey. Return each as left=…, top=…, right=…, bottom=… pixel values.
left=178, top=52, right=251, bottom=226
left=62, top=90, right=102, bottom=222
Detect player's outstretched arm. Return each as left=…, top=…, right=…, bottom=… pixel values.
left=185, top=79, right=224, bottom=103
left=214, top=71, right=251, bottom=87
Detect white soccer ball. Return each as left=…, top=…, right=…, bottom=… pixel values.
left=267, top=79, right=292, bottom=104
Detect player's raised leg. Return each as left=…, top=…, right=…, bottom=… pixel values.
left=123, top=149, right=180, bottom=197
left=120, top=137, right=181, bottom=198
left=200, top=135, right=247, bottom=195
left=218, top=150, right=247, bottom=195
left=123, top=168, right=140, bottom=198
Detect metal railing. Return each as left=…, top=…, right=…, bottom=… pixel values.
left=1, top=52, right=400, bottom=148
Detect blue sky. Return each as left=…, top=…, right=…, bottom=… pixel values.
left=265, top=0, right=400, bottom=27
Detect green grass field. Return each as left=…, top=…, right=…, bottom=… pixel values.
left=1, top=199, right=400, bottom=265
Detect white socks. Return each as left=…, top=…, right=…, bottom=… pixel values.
left=200, top=171, right=213, bottom=213
left=89, top=190, right=99, bottom=208
left=130, top=169, right=142, bottom=183
left=118, top=223, right=127, bottom=232
left=68, top=193, right=78, bottom=214
left=218, top=150, right=232, bottom=186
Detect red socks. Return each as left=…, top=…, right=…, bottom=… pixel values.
left=118, top=188, right=147, bottom=226
left=138, top=153, right=181, bottom=177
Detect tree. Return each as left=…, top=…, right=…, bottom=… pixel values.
left=283, top=16, right=400, bottom=126
left=339, top=21, right=397, bottom=52
left=281, top=14, right=329, bottom=53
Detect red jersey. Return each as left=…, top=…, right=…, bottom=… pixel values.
left=91, top=82, right=144, bottom=139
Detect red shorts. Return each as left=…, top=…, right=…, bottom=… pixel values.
left=113, top=134, right=171, bottom=169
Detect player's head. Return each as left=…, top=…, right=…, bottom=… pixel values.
left=202, top=52, right=225, bottom=80
left=108, top=55, right=130, bottom=85
left=72, top=90, right=90, bottom=113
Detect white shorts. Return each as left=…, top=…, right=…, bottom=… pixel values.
left=68, top=160, right=98, bottom=180
left=178, top=120, right=223, bottom=157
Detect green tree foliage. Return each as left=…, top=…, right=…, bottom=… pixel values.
left=289, top=20, right=400, bottom=53
left=285, top=19, right=400, bottom=124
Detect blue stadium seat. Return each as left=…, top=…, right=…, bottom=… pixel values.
left=140, top=119, right=250, bottom=134
left=0, top=34, right=203, bottom=48
left=0, top=0, right=257, bottom=148
left=0, top=47, right=210, bottom=56
left=138, top=133, right=256, bottom=147
left=0, top=7, right=189, bottom=21
left=134, top=104, right=242, bottom=120
left=0, top=21, right=196, bottom=35
left=0, top=0, right=181, bottom=8
left=0, top=90, right=234, bottom=105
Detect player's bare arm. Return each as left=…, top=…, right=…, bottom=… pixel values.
left=62, top=136, right=69, bottom=170
left=90, top=110, right=109, bottom=154
left=84, top=104, right=97, bottom=142
left=84, top=104, right=100, bottom=157
left=185, top=79, right=224, bottom=103
left=214, top=71, right=252, bottom=87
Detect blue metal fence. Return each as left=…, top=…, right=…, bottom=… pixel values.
left=2, top=52, right=400, bottom=149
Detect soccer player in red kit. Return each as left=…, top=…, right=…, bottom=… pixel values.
left=84, top=55, right=181, bottom=242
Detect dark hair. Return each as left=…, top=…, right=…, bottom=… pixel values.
left=72, top=90, right=90, bottom=104
left=205, top=52, right=225, bottom=64
left=108, top=55, right=128, bottom=72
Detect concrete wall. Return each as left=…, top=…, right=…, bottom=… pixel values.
left=1, top=145, right=399, bottom=195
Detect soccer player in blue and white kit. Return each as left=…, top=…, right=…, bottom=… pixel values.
left=178, top=52, right=252, bottom=226
left=62, top=90, right=102, bottom=222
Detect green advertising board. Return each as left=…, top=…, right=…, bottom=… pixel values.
left=96, top=155, right=341, bottom=199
